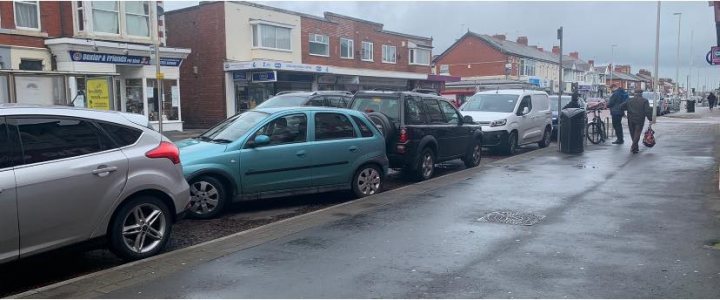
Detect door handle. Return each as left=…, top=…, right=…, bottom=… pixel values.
left=92, top=165, right=118, bottom=177
left=349, top=146, right=358, bottom=152
left=296, top=150, right=306, bottom=157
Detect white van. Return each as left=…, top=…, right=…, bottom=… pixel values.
left=459, top=89, right=552, bottom=154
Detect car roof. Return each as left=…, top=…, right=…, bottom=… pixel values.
left=353, top=90, right=446, bottom=99
left=276, top=91, right=352, bottom=97
left=252, top=106, right=363, bottom=116
left=473, top=89, right=548, bottom=96
left=0, top=104, right=150, bottom=128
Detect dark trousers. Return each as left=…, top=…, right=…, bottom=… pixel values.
left=612, top=115, right=624, bottom=141
left=628, top=119, right=645, bottom=151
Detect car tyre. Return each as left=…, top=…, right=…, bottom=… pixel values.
left=367, top=112, right=395, bottom=142
left=352, top=164, right=383, bottom=198
left=538, top=126, right=551, bottom=148
left=502, top=131, right=518, bottom=155
left=413, top=148, right=435, bottom=181
left=462, top=140, right=482, bottom=168
left=109, top=196, right=172, bottom=261
left=188, top=176, right=227, bottom=219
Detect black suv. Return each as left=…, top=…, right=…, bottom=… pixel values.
left=349, top=91, right=483, bottom=181
left=256, top=91, right=353, bottom=109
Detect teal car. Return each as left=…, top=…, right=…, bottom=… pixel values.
left=177, top=107, right=389, bottom=219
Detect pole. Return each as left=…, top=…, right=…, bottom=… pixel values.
left=610, top=45, right=616, bottom=87
left=154, top=4, right=163, bottom=134
left=653, top=2, right=661, bottom=123
left=688, top=30, right=693, bottom=97
left=557, top=26, right=563, bottom=149
left=674, top=12, right=682, bottom=97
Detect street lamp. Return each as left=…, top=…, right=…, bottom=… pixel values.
left=673, top=12, right=682, bottom=97
left=610, top=44, right=617, bottom=89
left=653, top=2, right=661, bottom=123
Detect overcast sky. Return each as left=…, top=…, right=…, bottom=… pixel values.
left=165, top=1, right=719, bottom=91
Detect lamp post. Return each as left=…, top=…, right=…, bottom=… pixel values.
left=653, top=2, right=661, bottom=123
left=673, top=12, right=682, bottom=97
left=557, top=26, right=563, bottom=148
left=609, top=44, right=617, bottom=86
left=154, top=3, right=164, bottom=134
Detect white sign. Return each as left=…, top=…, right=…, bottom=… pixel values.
left=224, top=60, right=331, bottom=73
left=146, top=87, right=154, bottom=99
left=171, top=86, right=179, bottom=107
left=15, top=76, right=55, bottom=105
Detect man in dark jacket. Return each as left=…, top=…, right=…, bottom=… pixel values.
left=606, top=84, right=629, bottom=144
left=708, top=92, right=717, bottom=111
left=563, top=91, right=583, bottom=109
left=621, top=89, right=653, bottom=153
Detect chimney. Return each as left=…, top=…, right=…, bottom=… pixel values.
left=492, top=34, right=506, bottom=40
left=588, top=60, right=594, bottom=66
left=538, top=47, right=544, bottom=52
left=552, top=46, right=560, bottom=55
left=569, top=51, right=579, bottom=59
left=516, top=36, right=528, bottom=46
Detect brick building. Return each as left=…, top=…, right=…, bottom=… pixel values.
left=166, top=1, right=444, bottom=128
left=0, top=1, right=191, bottom=131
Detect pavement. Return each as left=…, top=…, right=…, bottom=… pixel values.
left=11, top=110, right=720, bottom=298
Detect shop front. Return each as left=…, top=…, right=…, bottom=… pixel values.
left=45, top=38, right=190, bottom=131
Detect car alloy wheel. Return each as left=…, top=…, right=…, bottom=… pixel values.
left=422, top=151, right=434, bottom=179
left=189, top=180, right=220, bottom=216
left=121, top=203, right=167, bottom=254
left=471, top=144, right=481, bottom=165
left=356, top=167, right=382, bottom=196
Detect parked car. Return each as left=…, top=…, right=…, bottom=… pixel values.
left=178, top=107, right=388, bottom=219
left=585, top=97, right=607, bottom=110
left=0, top=105, right=189, bottom=264
left=255, top=91, right=353, bottom=109
left=549, top=95, right=586, bottom=137
left=459, top=89, right=553, bottom=154
left=643, top=92, right=669, bottom=116
left=348, top=91, right=483, bottom=181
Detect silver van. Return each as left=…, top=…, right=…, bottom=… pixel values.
left=0, top=105, right=190, bottom=263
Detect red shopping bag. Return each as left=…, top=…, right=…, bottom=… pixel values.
left=643, top=125, right=656, bottom=148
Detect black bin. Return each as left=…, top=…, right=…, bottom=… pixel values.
left=559, top=108, right=586, bottom=154
left=686, top=100, right=695, bottom=113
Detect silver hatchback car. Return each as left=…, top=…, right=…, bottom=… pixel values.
left=0, top=105, right=190, bottom=263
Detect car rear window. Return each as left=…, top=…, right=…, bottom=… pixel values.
left=98, top=122, right=143, bottom=147
left=350, top=96, right=400, bottom=122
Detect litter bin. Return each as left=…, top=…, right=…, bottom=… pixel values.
left=686, top=100, right=695, bottom=113
left=559, top=108, right=586, bottom=154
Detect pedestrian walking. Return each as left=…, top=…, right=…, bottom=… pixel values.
left=563, top=91, right=583, bottom=109
left=707, top=92, right=717, bottom=111
left=607, top=84, right=629, bottom=144
left=621, top=89, right=653, bottom=154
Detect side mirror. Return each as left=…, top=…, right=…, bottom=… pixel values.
left=462, top=115, right=474, bottom=124
left=253, top=135, right=270, bottom=147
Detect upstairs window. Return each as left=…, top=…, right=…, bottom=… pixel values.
left=76, top=1, right=85, bottom=31
left=125, top=1, right=149, bottom=37
left=382, top=45, right=396, bottom=64
left=92, top=1, right=119, bottom=34
left=340, top=38, right=354, bottom=59
left=309, top=33, right=329, bottom=56
left=361, top=41, right=373, bottom=61
left=14, top=0, right=40, bottom=30
left=251, top=23, right=291, bottom=51
left=409, top=48, right=431, bottom=66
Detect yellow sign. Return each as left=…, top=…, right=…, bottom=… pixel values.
left=86, top=78, right=110, bottom=110
left=156, top=72, right=165, bottom=80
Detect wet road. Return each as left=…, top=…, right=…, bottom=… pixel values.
left=84, top=116, right=720, bottom=298
left=0, top=143, right=540, bottom=297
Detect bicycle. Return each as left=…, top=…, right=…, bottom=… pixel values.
left=586, top=108, right=606, bottom=144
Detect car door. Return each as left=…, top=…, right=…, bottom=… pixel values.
left=307, top=112, right=362, bottom=187
left=515, top=95, right=535, bottom=144
left=530, top=94, right=551, bottom=141
left=438, top=99, right=471, bottom=156
left=10, top=116, right=130, bottom=256
left=422, top=98, right=453, bottom=159
left=0, top=117, right=19, bottom=263
left=239, top=113, right=312, bottom=194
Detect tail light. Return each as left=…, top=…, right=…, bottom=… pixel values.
left=398, top=127, right=409, bottom=143
left=146, top=141, right=180, bottom=164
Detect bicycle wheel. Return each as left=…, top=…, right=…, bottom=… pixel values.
left=598, top=121, right=607, bottom=141
left=586, top=122, right=602, bottom=144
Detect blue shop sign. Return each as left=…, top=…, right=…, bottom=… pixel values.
left=69, top=51, right=182, bottom=67
left=252, top=71, right=277, bottom=82
left=233, top=71, right=247, bottom=81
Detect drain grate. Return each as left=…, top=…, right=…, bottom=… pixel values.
left=478, top=210, right=545, bottom=226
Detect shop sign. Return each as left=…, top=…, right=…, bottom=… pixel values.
left=224, top=60, right=331, bottom=73
left=707, top=46, right=720, bottom=65
left=69, top=51, right=182, bottom=67
left=86, top=78, right=110, bottom=110
left=233, top=71, right=247, bottom=81
left=252, top=71, right=277, bottom=82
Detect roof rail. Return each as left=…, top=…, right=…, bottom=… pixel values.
left=411, top=88, right=440, bottom=96
left=276, top=90, right=309, bottom=96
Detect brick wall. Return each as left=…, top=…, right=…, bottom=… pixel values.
left=0, top=1, right=64, bottom=48
left=300, top=16, right=431, bottom=74
left=166, top=2, right=227, bottom=129
left=434, top=35, right=507, bottom=78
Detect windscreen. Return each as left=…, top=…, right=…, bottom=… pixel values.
left=350, top=96, right=401, bottom=121
left=461, top=94, right=519, bottom=113
left=198, top=111, right=269, bottom=142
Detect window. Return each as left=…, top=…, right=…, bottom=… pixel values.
left=438, top=100, right=460, bottom=124
left=409, top=48, right=431, bottom=66
left=252, top=23, right=291, bottom=50
left=439, top=64, right=449, bottom=74
left=307, top=97, right=326, bottom=107
left=125, top=1, right=149, bottom=37
left=361, top=41, right=373, bottom=61
left=14, top=0, right=39, bottom=30
left=327, top=96, right=348, bottom=108
left=14, top=75, right=66, bottom=106
left=518, top=96, right=532, bottom=114
left=520, top=59, right=536, bottom=76
left=309, top=33, right=329, bottom=56
left=340, top=38, right=354, bottom=59
left=382, top=45, right=396, bottom=63
left=351, top=116, right=374, bottom=138
left=0, top=118, right=12, bottom=169
left=98, top=122, right=143, bottom=147
left=422, top=99, right=444, bottom=124
left=404, top=97, right=426, bottom=125
left=253, top=114, right=307, bottom=146
left=76, top=1, right=85, bottom=31
left=314, top=113, right=355, bottom=140
left=13, top=117, right=113, bottom=165
left=92, top=1, right=119, bottom=34
left=19, top=59, right=42, bottom=71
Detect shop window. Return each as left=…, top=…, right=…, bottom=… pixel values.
left=340, top=38, right=354, bottom=59
left=409, top=48, right=431, bottom=66
left=0, top=76, right=8, bottom=103
left=251, top=23, right=291, bottom=51
left=14, top=75, right=66, bottom=106
left=125, top=1, right=149, bottom=37
left=92, top=1, right=119, bottom=34
left=382, top=45, right=396, bottom=64
left=309, top=34, right=329, bottom=56
left=14, top=0, right=40, bottom=30
left=147, top=79, right=180, bottom=122
left=361, top=41, right=373, bottom=61
left=19, top=59, right=42, bottom=71
left=125, top=79, right=144, bottom=115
